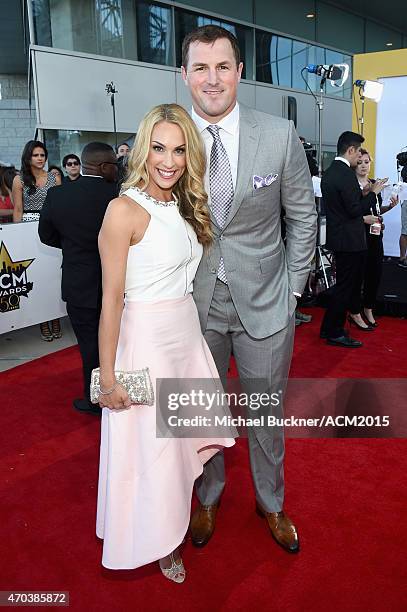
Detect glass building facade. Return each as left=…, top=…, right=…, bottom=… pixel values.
left=29, top=0, right=406, bottom=167
left=30, top=0, right=406, bottom=98
left=31, top=0, right=353, bottom=99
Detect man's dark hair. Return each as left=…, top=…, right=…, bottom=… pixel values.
left=337, top=131, right=364, bottom=156
left=62, top=153, right=80, bottom=167
left=182, top=25, right=240, bottom=69
left=116, top=142, right=130, bottom=153
left=81, top=142, right=115, bottom=166
left=48, top=165, right=64, bottom=180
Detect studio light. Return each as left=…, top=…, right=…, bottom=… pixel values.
left=353, top=79, right=384, bottom=136
left=307, top=63, right=349, bottom=88
left=354, top=79, right=384, bottom=102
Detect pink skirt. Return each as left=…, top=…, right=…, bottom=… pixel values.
left=96, top=294, right=235, bottom=569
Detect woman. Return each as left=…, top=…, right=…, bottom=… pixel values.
left=12, top=141, right=62, bottom=341
left=48, top=165, right=64, bottom=182
left=0, top=166, right=15, bottom=223
left=349, top=149, right=397, bottom=328
left=96, top=104, right=235, bottom=582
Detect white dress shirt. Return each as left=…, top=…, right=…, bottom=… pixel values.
left=192, top=103, right=240, bottom=202
left=334, top=156, right=350, bottom=167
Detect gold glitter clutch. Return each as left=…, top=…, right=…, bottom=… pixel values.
left=90, top=367, right=154, bottom=405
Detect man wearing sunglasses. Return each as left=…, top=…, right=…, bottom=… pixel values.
left=62, top=154, right=82, bottom=182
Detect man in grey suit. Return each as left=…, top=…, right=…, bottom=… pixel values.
left=182, top=25, right=317, bottom=553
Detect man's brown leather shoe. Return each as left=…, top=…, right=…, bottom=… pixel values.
left=256, top=504, right=299, bottom=553
left=190, top=503, right=218, bottom=547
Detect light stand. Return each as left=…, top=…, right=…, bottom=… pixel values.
left=354, top=80, right=384, bottom=136
left=106, top=81, right=118, bottom=150
left=316, top=76, right=326, bottom=176
left=301, top=64, right=349, bottom=294
left=301, top=63, right=349, bottom=294
left=314, top=75, right=334, bottom=291
left=355, top=83, right=367, bottom=136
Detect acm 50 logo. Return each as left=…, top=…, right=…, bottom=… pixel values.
left=0, top=242, right=35, bottom=312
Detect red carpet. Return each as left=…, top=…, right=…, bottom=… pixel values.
left=1, top=309, right=406, bottom=611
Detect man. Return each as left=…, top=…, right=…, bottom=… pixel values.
left=62, top=153, right=81, bottom=182
left=39, top=143, right=119, bottom=414
left=320, top=131, right=386, bottom=347
left=182, top=25, right=317, bottom=553
left=116, top=142, right=130, bottom=159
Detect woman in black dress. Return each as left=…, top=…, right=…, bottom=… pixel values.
left=349, top=148, right=398, bottom=328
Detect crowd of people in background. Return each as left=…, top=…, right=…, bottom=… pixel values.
left=0, top=127, right=405, bottom=347
left=0, top=139, right=131, bottom=340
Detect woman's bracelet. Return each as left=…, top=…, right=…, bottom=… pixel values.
left=99, top=381, right=118, bottom=395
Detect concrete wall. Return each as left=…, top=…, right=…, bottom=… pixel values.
left=31, top=47, right=352, bottom=152
left=0, top=75, right=36, bottom=168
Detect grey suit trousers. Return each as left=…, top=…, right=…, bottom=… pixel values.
left=195, top=279, right=295, bottom=512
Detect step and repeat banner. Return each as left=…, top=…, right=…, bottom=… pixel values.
left=375, top=75, right=407, bottom=257
left=0, top=222, right=66, bottom=334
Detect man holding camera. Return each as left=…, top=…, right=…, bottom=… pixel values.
left=320, top=131, right=386, bottom=347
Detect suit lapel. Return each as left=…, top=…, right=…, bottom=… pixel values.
left=224, top=104, right=260, bottom=228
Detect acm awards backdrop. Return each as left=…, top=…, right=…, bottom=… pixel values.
left=0, top=223, right=66, bottom=334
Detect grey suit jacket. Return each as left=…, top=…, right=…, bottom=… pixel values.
left=193, top=104, right=317, bottom=339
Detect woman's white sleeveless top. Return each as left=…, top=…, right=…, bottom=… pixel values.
left=122, top=187, right=203, bottom=302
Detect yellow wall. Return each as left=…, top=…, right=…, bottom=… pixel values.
left=353, top=48, right=407, bottom=175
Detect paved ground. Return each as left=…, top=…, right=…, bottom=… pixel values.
left=0, top=316, right=76, bottom=372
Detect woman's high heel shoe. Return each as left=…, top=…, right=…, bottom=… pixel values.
left=159, top=552, right=186, bottom=583
left=363, top=311, right=378, bottom=328
left=51, top=318, right=62, bottom=339
left=40, top=322, right=53, bottom=342
left=347, top=315, right=373, bottom=331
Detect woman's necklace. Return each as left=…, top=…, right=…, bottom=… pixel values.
left=133, top=186, right=177, bottom=207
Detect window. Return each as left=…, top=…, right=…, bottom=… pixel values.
left=255, top=30, right=352, bottom=99
left=96, top=0, right=124, bottom=58
left=136, top=2, right=173, bottom=65
left=32, top=0, right=129, bottom=59
left=292, top=41, right=308, bottom=91
left=175, top=9, right=252, bottom=79
left=275, top=37, right=292, bottom=89
left=256, top=32, right=293, bottom=89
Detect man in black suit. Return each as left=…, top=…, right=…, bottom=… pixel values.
left=39, top=142, right=119, bottom=413
left=320, top=131, right=386, bottom=347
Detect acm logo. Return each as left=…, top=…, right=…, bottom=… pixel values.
left=0, top=242, right=35, bottom=312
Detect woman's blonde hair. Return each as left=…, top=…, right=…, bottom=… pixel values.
left=360, top=148, right=372, bottom=162
left=122, top=103, right=212, bottom=246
